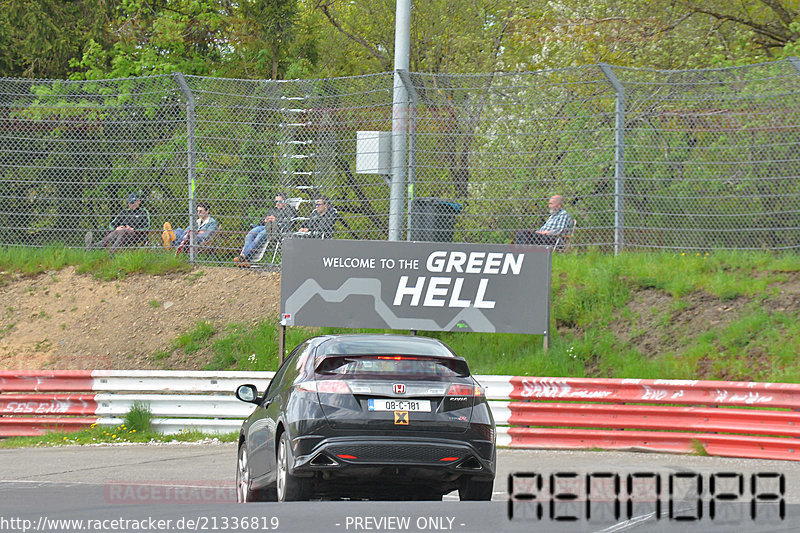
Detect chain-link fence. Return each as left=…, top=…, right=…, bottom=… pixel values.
left=3, top=60, right=800, bottom=264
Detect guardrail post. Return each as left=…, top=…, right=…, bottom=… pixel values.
left=599, top=64, right=625, bottom=255
left=173, top=73, right=198, bottom=262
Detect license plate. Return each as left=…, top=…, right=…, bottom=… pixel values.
left=368, top=399, right=431, bottom=412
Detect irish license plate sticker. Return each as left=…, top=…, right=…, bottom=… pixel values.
left=368, top=399, right=431, bottom=412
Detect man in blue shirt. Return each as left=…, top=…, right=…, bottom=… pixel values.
left=514, top=195, right=573, bottom=246
left=234, top=193, right=297, bottom=266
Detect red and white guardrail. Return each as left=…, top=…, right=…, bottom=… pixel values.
left=0, top=371, right=273, bottom=436
left=3, top=371, right=800, bottom=462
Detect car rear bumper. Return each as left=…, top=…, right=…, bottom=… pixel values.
left=293, top=435, right=495, bottom=481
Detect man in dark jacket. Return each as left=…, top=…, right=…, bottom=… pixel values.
left=86, top=193, right=151, bottom=254
left=297, top=196, right=337, bottom=239
left=235, top=193, right=297, bottom=265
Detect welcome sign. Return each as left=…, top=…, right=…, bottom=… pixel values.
left=279, top=239, right=551, bottom=334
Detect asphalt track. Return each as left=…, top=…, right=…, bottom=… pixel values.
left=1, top=444, right=798, bottom=532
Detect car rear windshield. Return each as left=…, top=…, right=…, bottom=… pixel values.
left=316, top=355, right=468, bottom=379
left=319, top=337, right=455, bottom=358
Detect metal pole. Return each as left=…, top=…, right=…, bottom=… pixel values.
left=278, top=324, right=286, bottom=365
left=389, top=0, right=411, bottom=241
left=397, top=70, right=418, bottom=241
left=173, top=73, right=198, bottom=261
left=599, top=63, right=625, bottom=255
left=543, top=251, right=552, bottom=353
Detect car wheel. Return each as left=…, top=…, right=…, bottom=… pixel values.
left=237, top=444, right=268, bottom=503
left=458, top=478, right=493, bottom=501
left=276, top=433, right=312, bottom=501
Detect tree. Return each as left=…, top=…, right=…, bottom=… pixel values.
left=0, top=0, right=114, bottom=78
left=678, top=0, right=800, bottom=58
left=240, top=0, right=300, bottom=80
left=69, top=0, right=236, bottom=79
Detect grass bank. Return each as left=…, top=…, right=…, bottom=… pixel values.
left=3, top=246, right=800, bottom=382
left=179, top=250, right=800, bottom=382
left=0, top=425, right=238, bottom=448
left=0, top=245, right=190, bottom=281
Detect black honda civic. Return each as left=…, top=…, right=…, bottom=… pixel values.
left=235, top=334, right=496, bottom=502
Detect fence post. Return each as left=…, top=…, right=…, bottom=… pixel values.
left=599, top=63, right=625, bottom=255
left=173, top=72, right=197, bottom=262
left=788, top=57, right=800, bottom=75
left=397, top=70, right=418, bottom=241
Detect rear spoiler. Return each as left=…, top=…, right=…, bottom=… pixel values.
left=315, top=354, right=470, bottom=377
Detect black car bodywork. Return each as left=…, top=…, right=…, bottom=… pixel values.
left=235, top=334, right=496, bottom=501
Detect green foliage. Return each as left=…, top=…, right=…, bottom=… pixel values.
left=0, top=423, right=238, bottom=448
left=123, top=400, right=152, bottom=433
left=690, top=439, right=710, bottom=457
left=0, top=0, right=116, bottom=78
left=0, top=246, right=191, bottom=280
left=174, top=321, right=217, bottom=354
left=7, top=0, right=800, bottom=81
left=204, top=320, right=294, bottom=370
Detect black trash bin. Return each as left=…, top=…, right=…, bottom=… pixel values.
left=409, top=197, right=463, bottom=242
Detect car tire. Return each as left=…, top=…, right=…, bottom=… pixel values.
left=237, top=444, right=272, bottom=502
left=458, top=478, right=493, bottom=501
left=276, top=432, right=312, bottom=502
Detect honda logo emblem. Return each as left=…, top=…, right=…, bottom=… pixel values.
left=393, top=384, right=406, bottom=394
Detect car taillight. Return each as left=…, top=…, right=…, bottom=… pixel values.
left=296, top=380, right=352, bottom=394
left=447, top=384, right=474, bottom=396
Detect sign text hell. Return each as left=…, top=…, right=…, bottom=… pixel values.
left=393, top=251, right=524, bottom=309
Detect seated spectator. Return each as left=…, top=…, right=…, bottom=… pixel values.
left=162, top=202, right=219, bottom=251
left=85, top=193, right=150, bottom=254
left=296, top=196, right=337, bottom=239
left=234, top=192, right=297, bottom=266
left=514, top=195, right=573, bottom=247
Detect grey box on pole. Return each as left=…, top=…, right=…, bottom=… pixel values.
left=356, top=131, right=392, bottom=175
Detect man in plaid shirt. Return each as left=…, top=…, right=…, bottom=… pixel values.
left=514, top=195, right=573, bottom=246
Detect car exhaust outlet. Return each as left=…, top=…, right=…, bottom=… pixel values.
left=310, top=453, right=339, bottom=466
left=456, top=456, right=483, bottom=470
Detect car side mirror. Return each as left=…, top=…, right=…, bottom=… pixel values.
left=235, top=384, right=260, bottom=404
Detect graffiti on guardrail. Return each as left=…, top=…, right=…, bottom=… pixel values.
left=714, top=389, right=774, bottom=405
left=517, top=378, right=614, bottom=400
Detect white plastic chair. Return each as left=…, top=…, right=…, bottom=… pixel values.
left=553, top=218, right=577, bottom=251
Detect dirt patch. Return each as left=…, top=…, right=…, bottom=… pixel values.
left=609, top=271, right=800, bottom=361
left=0, top=267, right=281, bottom=370
left=611, top=289, right=751, bottom=357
